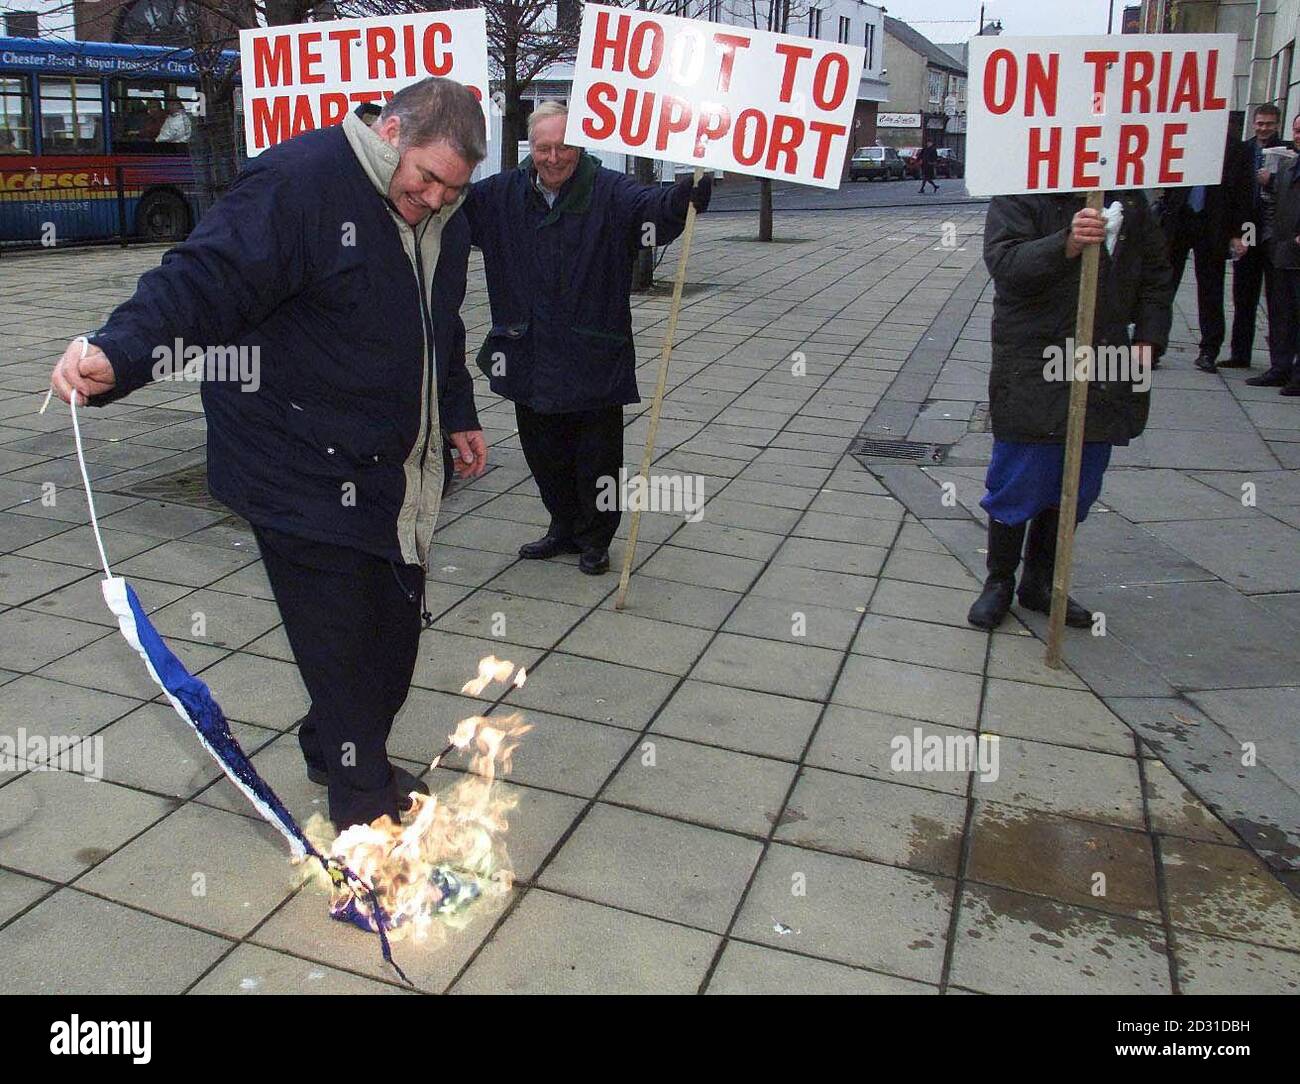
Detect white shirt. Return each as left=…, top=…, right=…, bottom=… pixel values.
left=157, top=111, right=192, bottom=143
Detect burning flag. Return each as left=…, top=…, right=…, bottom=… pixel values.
left=47, top=372, right=529, bottom=984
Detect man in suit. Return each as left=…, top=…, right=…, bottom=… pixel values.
left=1158, top=117, right=1252, bottom=374
left=1250, top=112, right=1300, bottom=396
left=1227, top=104, right=1283, bottom=368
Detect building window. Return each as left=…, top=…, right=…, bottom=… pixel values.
left=114, top=0, right=196, bottom=47
left=708, top=0, right=722, bottom=20
left=928, top=70, right=944, bottom=104
left=4, top=12, right=39, bottom=37
left=837, top=16, right=851, bottom=44
left=864, top=23, right=876, bottom=68
left=0, top=77, right=34, bottom=153
left=38, top=77, right=107, bottom=154
left=1270, top=44, right=1293, bottom=107
left=808, top=8, right=822, bottom=38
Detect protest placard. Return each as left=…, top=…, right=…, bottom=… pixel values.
left=966, top=33, right=1235, bottom=196
left=239, top=11, right=490, bottom=156
left=566, top=7, right=866, bottom=190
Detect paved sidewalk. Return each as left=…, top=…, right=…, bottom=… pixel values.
left=864, top=227, right=1300, bottom=882
left=0, top=208, right=1297, bottom=995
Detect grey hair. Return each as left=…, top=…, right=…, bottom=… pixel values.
left=527, top=101, right=569, bottom=142
left=379, top=77, right=486, bottom=163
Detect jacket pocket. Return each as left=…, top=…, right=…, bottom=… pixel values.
left=475, top=321, right=530, bottom=378
left=282, top=400, right=398, bottom=475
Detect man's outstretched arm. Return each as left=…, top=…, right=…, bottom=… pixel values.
left=49, top=162, right=309, bottom=405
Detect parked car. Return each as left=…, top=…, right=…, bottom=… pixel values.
left=849, top=145, right=906, bottom=181
left=898, top=146, right=922, bottom=178
left=936, top=147, right=964, bottom=178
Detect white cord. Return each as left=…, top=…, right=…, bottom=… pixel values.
left=61, top=336, right=113, bottom=579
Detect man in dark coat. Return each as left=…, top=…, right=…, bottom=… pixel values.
left=48, top=79, right=488, bottom=832
left=918, top=139, right=939, bottom=194
left=1156, top=119, right=1252, bottom=373
left=1252, top=112, right=1300, bottom=396
left=1230, top=104, right=1283, bottom=368
left=968, top=191, right=1173, bottom=630
left=464, top=101, right=711, bottom=575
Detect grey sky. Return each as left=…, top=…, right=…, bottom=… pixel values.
left=881, top=0, right=1117, bottom=41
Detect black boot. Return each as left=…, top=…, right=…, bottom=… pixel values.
left=967, top=519, right=1026, bottom=630
left=1016, top=509, right=1093, bottom=628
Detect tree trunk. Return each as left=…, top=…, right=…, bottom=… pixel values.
left=631, top=156, right=657, bottom=291
left=500, top=43, right=521, bottom=172
left=191, top=75, right=239, bottom=218
left=758, top=178, right=773, bottom=241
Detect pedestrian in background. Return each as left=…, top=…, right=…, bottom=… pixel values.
left=918, top=139, right=939, bottom=194
left=1230, top=103, right=1283, bottom=369
left=1251, top=112, right=1300, bottom=396
left=1156, top=117, right=1252, bottom=374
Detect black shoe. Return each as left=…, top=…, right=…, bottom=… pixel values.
left=391, top=764, right=430, bottom=812
left=1194, top=353, right=1218, bottom=373
left=1280, top=382, right=1300, bottom=397
left=1246, top=370, right=1289, bottom=387
left=1219, top=357, right=1252, bottom=369
left=306, top=763, right=430, bottom=811
left=579, top=548, right=610, bottom=576
left=967, top=519, right=1027, bottom=630
left=1016, top=510, right=1093, bottom=629
left=968, top=577, right=1015, bottom=630
left=518, top=534, right=581, bottom=559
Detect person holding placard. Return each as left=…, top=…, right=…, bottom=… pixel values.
left=464, top=101, right=711, bottom=576
left=967, top=190, right=1174, bottom=631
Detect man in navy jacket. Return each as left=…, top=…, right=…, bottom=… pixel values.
left=464, top=101, right=711, bottom=575
left=48, top=81, right=487, bottom=831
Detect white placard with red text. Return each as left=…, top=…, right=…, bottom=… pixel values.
left=565, top=7, right=866, bottom=189
left=966, top=34, right=1234, bottom=196
left=239, top=11, right=490, bottom=156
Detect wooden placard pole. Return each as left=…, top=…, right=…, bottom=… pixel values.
left=615, top=166, right=705, bottom=611
left=1046, top=188, right=1105, bottom=668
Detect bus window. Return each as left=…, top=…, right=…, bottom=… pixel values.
left=0, top=77, right=33, bottom=153
left=112, top=80, right=168, bottom=151
left=38, top=76, right=105, bottom=154
left=111, top=80, right=197, bottom=153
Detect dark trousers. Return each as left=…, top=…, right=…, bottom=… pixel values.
left=515, top=402, right=623, bottom=552
left=1267, top=266, right=1300, bottom=380
left=1168, top=222, right=1226, bottom=356
left=254, top=526, right=423, bottom=830
left=1230, top=241, right=1274, bottom=362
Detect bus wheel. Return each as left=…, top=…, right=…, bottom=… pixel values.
left=136, top=191, right=189, bottom=243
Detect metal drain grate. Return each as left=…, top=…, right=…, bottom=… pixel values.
left=850, top=438, right=947, bottom=464
left=105, top=463, right=227, bottom=512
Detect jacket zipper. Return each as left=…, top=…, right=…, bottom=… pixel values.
left=411, top=217, right=437, bottom=472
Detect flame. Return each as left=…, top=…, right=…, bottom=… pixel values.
left=302, top=657, right=531, bottom=944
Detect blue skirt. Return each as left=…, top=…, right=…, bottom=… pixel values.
left=980, top=440, right=1112, bottom=526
